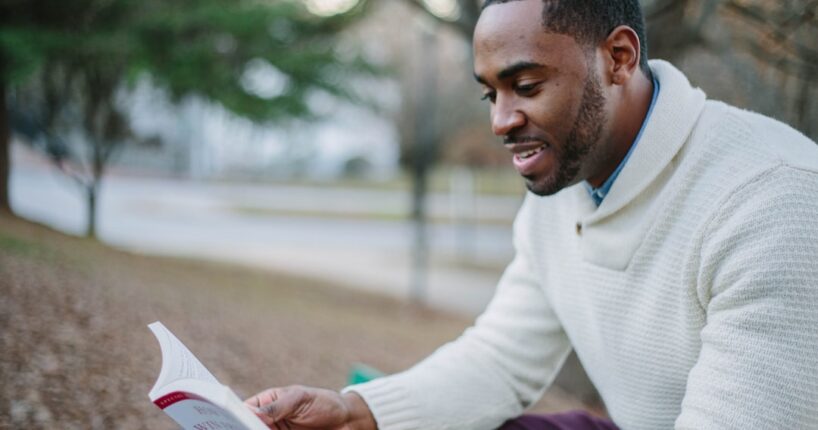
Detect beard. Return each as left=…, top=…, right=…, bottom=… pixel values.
left=525, top=70, right=606, bottom=196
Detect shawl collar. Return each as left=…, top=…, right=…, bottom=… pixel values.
left=574, top=60, right=707, bottom=270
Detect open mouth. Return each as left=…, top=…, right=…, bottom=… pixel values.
left=516, top=144, right=547, bottom=160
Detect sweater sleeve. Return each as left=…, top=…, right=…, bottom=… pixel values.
left=344, top=199, right=572, bottom=430
left=675, top=166, right=818, bottom=429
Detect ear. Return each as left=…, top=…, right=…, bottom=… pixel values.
left=601, top=25, right=641, bottom=86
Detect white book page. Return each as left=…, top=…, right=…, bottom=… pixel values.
left=148, top=321, right=220, bottom=399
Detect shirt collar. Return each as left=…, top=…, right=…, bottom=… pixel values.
left=584, top=73, right=661, bottom=206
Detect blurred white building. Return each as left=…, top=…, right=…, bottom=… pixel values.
left=119, top=73, right=400, bottom=181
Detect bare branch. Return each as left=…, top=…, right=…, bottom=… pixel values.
left=53, top=158, right=91, bottom=191
left=723, top=0, right=818, bottom=68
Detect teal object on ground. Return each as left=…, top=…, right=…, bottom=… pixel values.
left=348, top=363, right=385, bottom=385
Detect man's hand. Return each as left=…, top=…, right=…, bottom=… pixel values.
left=245, top=385, right=376, bottom=430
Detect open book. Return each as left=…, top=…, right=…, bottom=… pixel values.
left=148, top=321, right=268, bottom=430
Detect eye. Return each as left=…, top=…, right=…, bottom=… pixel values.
left=480, top=91, right=496, bottom=103
left=514, top=82, right=539, bottom=96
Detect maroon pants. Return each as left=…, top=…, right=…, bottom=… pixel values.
left=499, top=411, right=619, bottom=430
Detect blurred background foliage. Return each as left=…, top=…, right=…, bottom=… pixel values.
left=0, top=0, right=374, bottom=236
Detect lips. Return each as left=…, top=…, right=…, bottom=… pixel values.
left=506, top=139, right=551, bottom=176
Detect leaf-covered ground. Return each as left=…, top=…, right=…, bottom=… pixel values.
left=0, top=214, right=590, bottom=429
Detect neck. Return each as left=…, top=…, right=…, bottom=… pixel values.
left=586, top=70, right=655, bottom=188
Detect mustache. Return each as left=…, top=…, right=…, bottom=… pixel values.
left=503, top=135, right=548, bottom=145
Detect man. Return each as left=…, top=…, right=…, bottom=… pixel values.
left=246, top=0, right=818, bottom=429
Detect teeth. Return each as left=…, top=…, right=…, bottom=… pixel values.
left=518, top=145, right=545, bottom=159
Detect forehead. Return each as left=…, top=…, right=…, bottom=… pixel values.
left=473, top=0, right=585, bottom=80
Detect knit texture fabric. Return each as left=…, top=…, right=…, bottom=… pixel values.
left=346, top=60, right=818, bottom=429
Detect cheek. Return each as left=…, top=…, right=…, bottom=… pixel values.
left=528, top=84, right=582, bottom=137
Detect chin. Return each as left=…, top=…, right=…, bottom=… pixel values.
left=524, top=176, right=563, bottom=197
left=524, top=166, right=583, bottom=196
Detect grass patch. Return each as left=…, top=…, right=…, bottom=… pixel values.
left=0, top=234, right=41, bottom=257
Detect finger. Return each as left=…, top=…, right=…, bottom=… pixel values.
left=257, top=388, right=308, bottom=424
left=245, top=389, right=286, bottom=428
left=244, top=396, right=260, bottom=414
left=245, top=388, right=279, bottom=407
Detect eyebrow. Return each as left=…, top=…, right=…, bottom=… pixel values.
left=474, top=61, right=549, bottom=85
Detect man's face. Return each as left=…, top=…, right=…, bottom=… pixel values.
left=473, top=0, right=609, bottom=196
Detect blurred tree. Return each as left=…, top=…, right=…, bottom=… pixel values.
left=385, top=0, right=481, bottom=305
left=0, top=0, right=371, bottom=237
left=644, top=0, right=817, bottom=139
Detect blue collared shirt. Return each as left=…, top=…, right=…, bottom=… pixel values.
left=584, top=74, right=660, bottom=206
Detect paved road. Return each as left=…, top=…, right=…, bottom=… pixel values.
left=10, top=152, right=523, bottom=317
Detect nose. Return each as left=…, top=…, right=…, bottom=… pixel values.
left=491, top=96, right=525, bottom=136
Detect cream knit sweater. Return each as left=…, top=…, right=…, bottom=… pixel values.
left=347, top=61, right=818, bottom=429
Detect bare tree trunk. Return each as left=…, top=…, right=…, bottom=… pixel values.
left=0, top=83, right=10, bottom=214
left=85, top=139, right=107, bottom=239
left=86, top=183, right=97, bottom=238
left=409, top=23, right=439, bottom=305
left=410, top=162, right=429, bottom=304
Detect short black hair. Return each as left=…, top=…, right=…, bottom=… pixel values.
left=482, top=0, right=651, bottom=76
